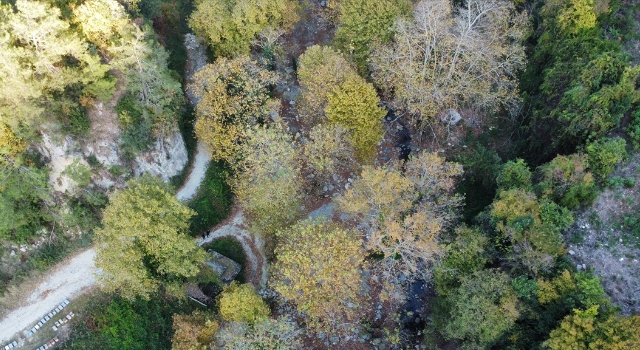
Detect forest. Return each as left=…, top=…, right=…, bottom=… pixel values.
left=0, top=0, right=640, bottom=348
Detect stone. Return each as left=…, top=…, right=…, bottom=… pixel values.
left=323, top=185, right=328, bottom=192
left=443, top=109, right=462, bottom=126
left=289, top=100, right=296, bottom=106
left=320, top=0, right=326, bottom=6
left=10, top=250, right=15, bottom=257
left=330, top=337, right=339, bottom=344
left=568, top=250, right=575, bottom=255
left=348, top=178, right=353, bottom=183
left=285, top=67, right=294, bottom=74
left=332, top=174, right=339, bottom=181
left=396, top=125, right=403, bottom=131
left=345, top=183, right=350, bottom=189
left=328, top=184, right=334, bottom=191
left=133, top=130, right=188, bottom=182
left=269, top=111, right=280, bottom=122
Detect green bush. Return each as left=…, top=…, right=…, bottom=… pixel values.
left=537, top=153, right=598, bottom=209
left=333, top=0, right=410, bottom=74
left=496, top=158, right=533, bottom=191
left=188, top=162, right=232, bottom=237
left=628, top=106, right=640, bottom=149
left=586, top=137, right=627, bottom=180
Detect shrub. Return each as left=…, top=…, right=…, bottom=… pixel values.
left=496, top=158, right=533, bottom=191
left=218, top=282, right=270, bottom=324
left=325, top=76, right=385, bottom=161
left=586, top=137, right=627, bottom=180
left=537, top=153, right=598, bottom=209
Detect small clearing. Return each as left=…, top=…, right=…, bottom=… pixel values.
left=565, top=154, right=640, bottom=315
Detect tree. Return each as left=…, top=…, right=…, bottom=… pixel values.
left=216, top=317, right=302, bottom=349
left=230, top=125, right=301, bottom=236
left=188, top=0, right=298, bottom=57
left=336, top=152, right=463, bottom=297
left=296, top=45, right=359, bottom=126
left=496, top=159, right=533, bottom=192
left=333, top=0, right=411, bottom=74
left=440, top=269, right=519, bottom=349
left=544, top=306, right=640, bottom=350
left=491, top=189, right=572, bottom=274
left=300, top=124, right=356, bottom=187
left=95, top=176, right=206, bottom=299
left=585, top=137, right=627, bottom=180
left=190, top=56, right=279, bottom=162
left=172, top=311, right=219, bottom=350
left=536, top=153, right=597, bottom=209
left=75, top=0, right=185, bottom=152
left=325, top=75, right=385, bottom=161
left=218, top=282, right=270, bottom=324
left=434, top=225, right=490, bottom=296
left=369, top=0, right=528, bottom=130
left=272, top=219, right=365, bottom=334
left=0, top=0, right=111, bottom=138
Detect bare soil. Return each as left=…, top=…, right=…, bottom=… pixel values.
left=565, top=154, right=640, bottom=315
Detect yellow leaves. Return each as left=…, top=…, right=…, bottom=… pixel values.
left=190, top=56, right=279, bottom=163
left=300, top=124, right=355, bottom=183
left=230, top=125, right=301, bottom=236
left=189, top=0, right=298, bottom=56
left=336, top=151, right=462, bottom=292
left=297, top=45, right=359, bottom=125
left=171, top=311, right=218, bottom=350
left=95, top=176, right=206, bottom=300
left=536, top=270, right=576, bottom=305
left=218, top=282, right=270, bottom=324
left=273, top=219, right=364, bottom=334
left=0, top=124, right=26, bottom=163
left=325, top=75, right=385, bottom=161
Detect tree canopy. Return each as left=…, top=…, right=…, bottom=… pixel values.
left=95, top=176, right=206, bottom=299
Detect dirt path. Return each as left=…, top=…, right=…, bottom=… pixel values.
left=0, top=250, right=96, bottom=343
left=176, top=142, right=211, bottom=201
left=198, top=210, right=268, bottom=287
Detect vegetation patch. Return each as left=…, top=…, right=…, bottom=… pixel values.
left=187, top=162, right=232, bottom=237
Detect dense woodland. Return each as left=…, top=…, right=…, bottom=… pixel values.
left=1, top=0, right=640, bottom=348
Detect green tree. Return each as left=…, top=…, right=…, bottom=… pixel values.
left=95, top=176, right=206, bottom=299
left=218, top=282, right=270, bottom=324
left=434, top=225, right=490, bottom=296
left=230, top=125, right=301, bottom=236
left=536, top=153, right=597, bottom=209
left=496, top=159, right=533, bottom=192
left=0, top=0, right=111, bottom=138
left=440, top=269, right=519, bottom=349
left=333, top=0, right=410, bottom=74
left=272, top=219, right=364, bottom=334
left=190, top=56, right=279, bottom=162
left=188, top=0, right=298, bottom=57
left=325, top=75, right=385, bottom=161
left=585, top=137, right=627, bottom=180
left=544, top=306, right=640, bottom=350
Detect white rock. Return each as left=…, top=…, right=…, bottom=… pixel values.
left=10, top=250, right=15, bottom=257
left=568, top=250, right=575, bottom=255
left=133, top=130, right=188, bottom=182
